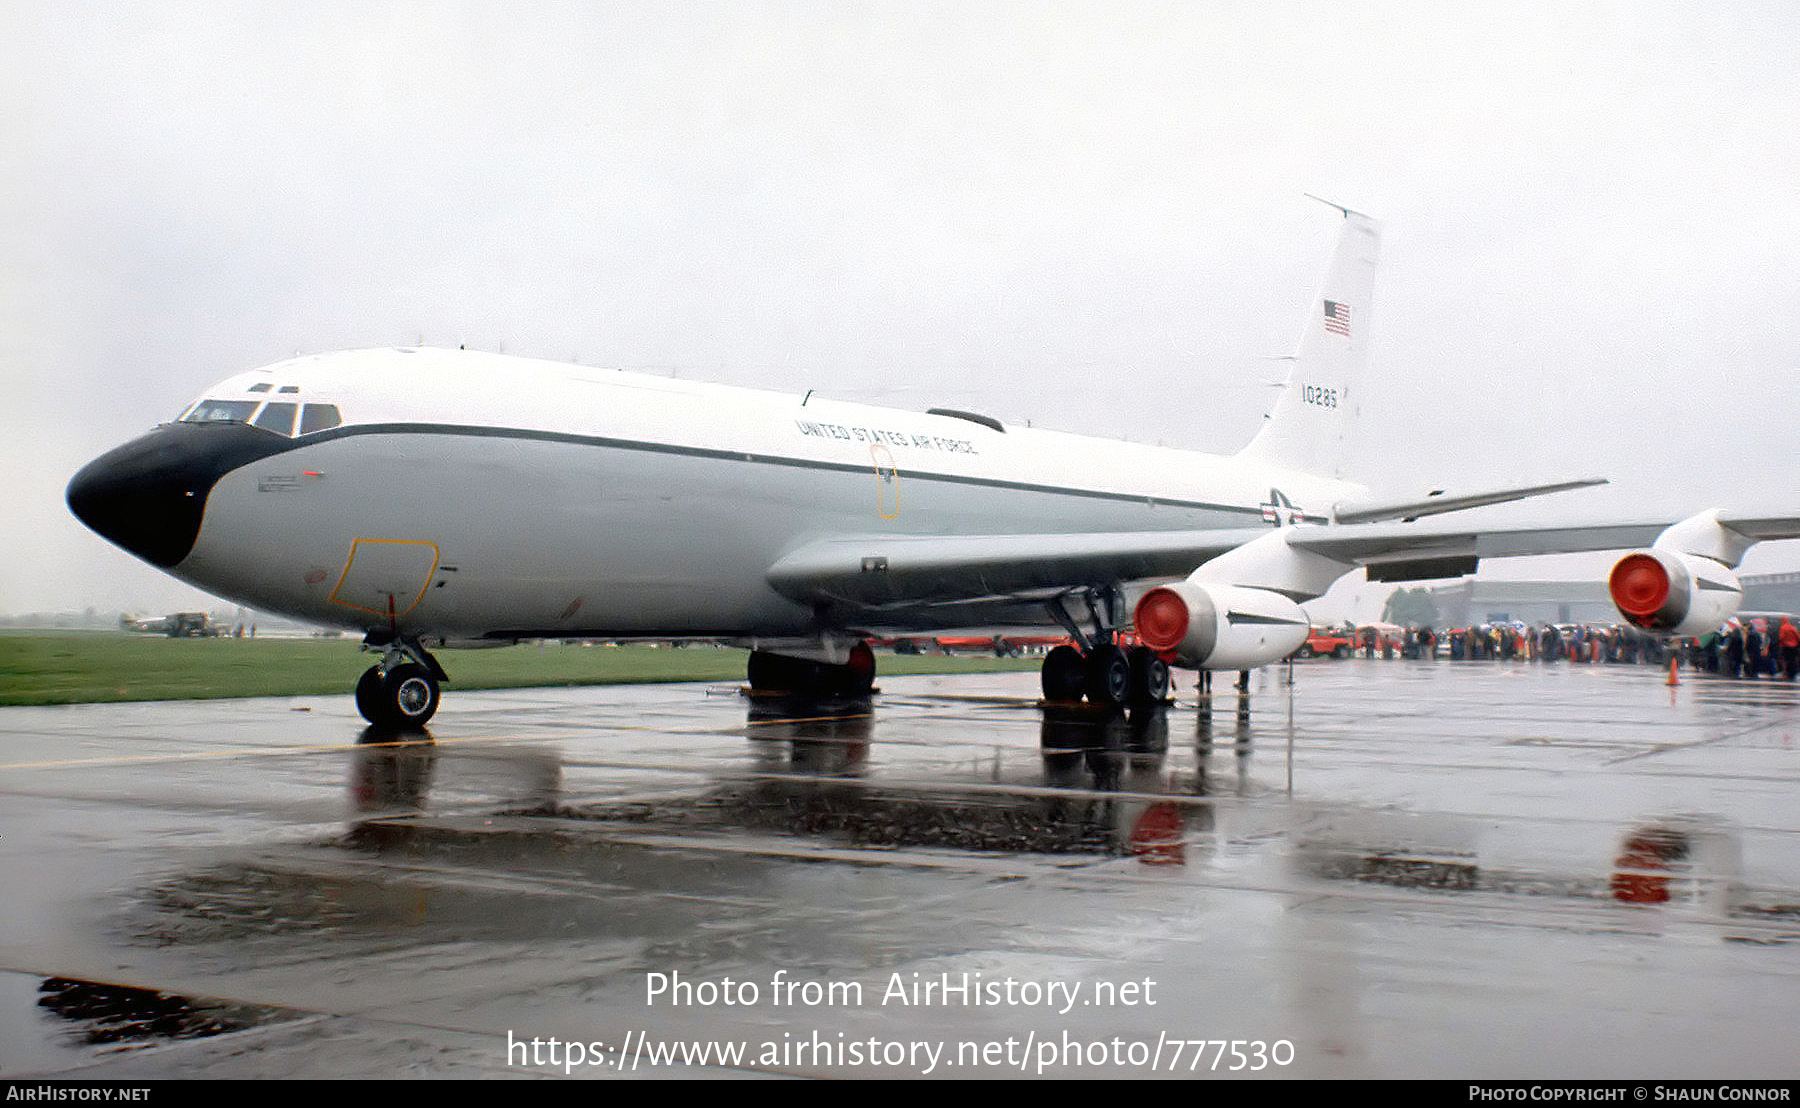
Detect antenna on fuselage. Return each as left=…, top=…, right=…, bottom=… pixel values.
left=1303, top=193, right=1375, bottom=221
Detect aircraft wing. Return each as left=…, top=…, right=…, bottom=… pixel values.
left=767, top=511, right=1800, bottom=614
left=1329, top=478, right=1609, bottom=525
left=765, top=528, right=1274, bottom=609
left=1290, top=519, right=1675, bottom=581
left=1301, top=511, right=1800, bottom=578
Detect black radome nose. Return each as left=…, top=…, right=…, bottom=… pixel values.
left=67, top=422, right=295, bottom=568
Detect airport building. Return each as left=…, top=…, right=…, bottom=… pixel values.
left=1746, top=571, right=1800, bottom=612
left=1422, top=572, right=1800, bottom=626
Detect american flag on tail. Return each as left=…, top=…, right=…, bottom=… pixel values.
left=1322, top=300, right=1351, bottom=337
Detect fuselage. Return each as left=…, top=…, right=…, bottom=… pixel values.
left=68, top=347, right=1364, bottom=641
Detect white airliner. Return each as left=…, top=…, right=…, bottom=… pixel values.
left=66, top=208, right=1800, bottom=727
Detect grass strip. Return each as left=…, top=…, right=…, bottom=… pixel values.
left=0, top=632, right=1040, bottom=706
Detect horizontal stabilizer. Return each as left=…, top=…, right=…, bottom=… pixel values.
left=1715, top=513, right=1800, bottom=543
left=1331, top=478, right=1608, bottom=525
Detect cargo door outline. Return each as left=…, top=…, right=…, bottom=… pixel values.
left=328, top=538, right=441, bottom=618
left=871, top=445, right=900, bottom=519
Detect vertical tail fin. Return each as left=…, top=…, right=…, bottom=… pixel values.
left=1238, top=207, right=1381, bottom=479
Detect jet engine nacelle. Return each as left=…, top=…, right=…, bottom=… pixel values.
left=1133, top=582, right=1311, bottom=670
left=1608, top=549, right=1742, bottom=636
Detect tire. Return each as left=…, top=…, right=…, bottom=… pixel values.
left=833, top=641, right=876, bottom=697
left=386, top=663, right=440, bottom=728
left=1333, top=644, right=1351, bottom=659
left=355, top=665, right=387, bottom=725
left=357, top=663, right=439, bottom=730
left=1128, top=646, right=1169, bottom=705
left=748, top=650, right=809, bottom=692
left=749, top=648, right=872, bottom=698
left=1084, top=644, right=1132, bottom=707
left=1295, top=644, right=1315, bottom=659
left=1041, top=644, right=1087, bottom=703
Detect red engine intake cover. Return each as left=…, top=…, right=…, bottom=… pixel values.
left=1609, top=552, right=1671, bottom=620
left=1134, top=587, right=1191, bottom=653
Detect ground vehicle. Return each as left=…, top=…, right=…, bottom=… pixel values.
left=1292, top=629, right=1355, bottom=659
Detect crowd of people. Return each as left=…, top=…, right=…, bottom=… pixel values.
left=1324, top=617, right=1800, bottom=678
left=1673, top=616, right=1800, bottom=678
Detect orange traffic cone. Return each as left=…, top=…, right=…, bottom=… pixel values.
left=1666, top=657, right=1680, bottom=686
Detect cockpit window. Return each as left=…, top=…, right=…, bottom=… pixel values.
left=252, top=401, right=298, bottom=436
left=177, top=397, right=342, bottom=436
left=299, top=404, right=342, bottom=435
left=247, top=383, right=272, bottom=393
left=182, top=399, right=261, bottom=424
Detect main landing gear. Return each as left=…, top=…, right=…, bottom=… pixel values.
left=746, top=641, right=877, bottom=698
left=1038, top=587, right=1169, bottom=708
left=357, top=633, right=448, bottom=730
left=1041, top=642, right=1168, bottom=708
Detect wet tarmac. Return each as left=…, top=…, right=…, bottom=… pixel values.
left=1, top=660, right=1798, bottom=1079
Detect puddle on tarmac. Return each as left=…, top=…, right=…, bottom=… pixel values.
left=36, top=976, right=298, bottom=1045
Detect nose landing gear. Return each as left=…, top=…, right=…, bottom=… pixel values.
left=356, top=634, right=448, bottom=729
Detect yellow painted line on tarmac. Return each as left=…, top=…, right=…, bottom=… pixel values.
left=743, top=713, right=874, bottom=727
left=0, top=733, right=536, bottom=772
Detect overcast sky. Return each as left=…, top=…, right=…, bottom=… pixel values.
left=4, top=1, right=1799, bottom=617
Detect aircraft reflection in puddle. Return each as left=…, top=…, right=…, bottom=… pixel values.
left=353, top=726, right=562, bottom=813
left=349, top=728, right=438, bottom=815
left=346, top=726, right=563, bottom=857
left=743, top=697, right=874, bottom=778
left=731, top=695, right=1206, bottom=861
left=116, top=688, right=1799, bottom=971
left=331, top=694, right=1789, bottom=933
left=339, top=695, right=1218, bottom=863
